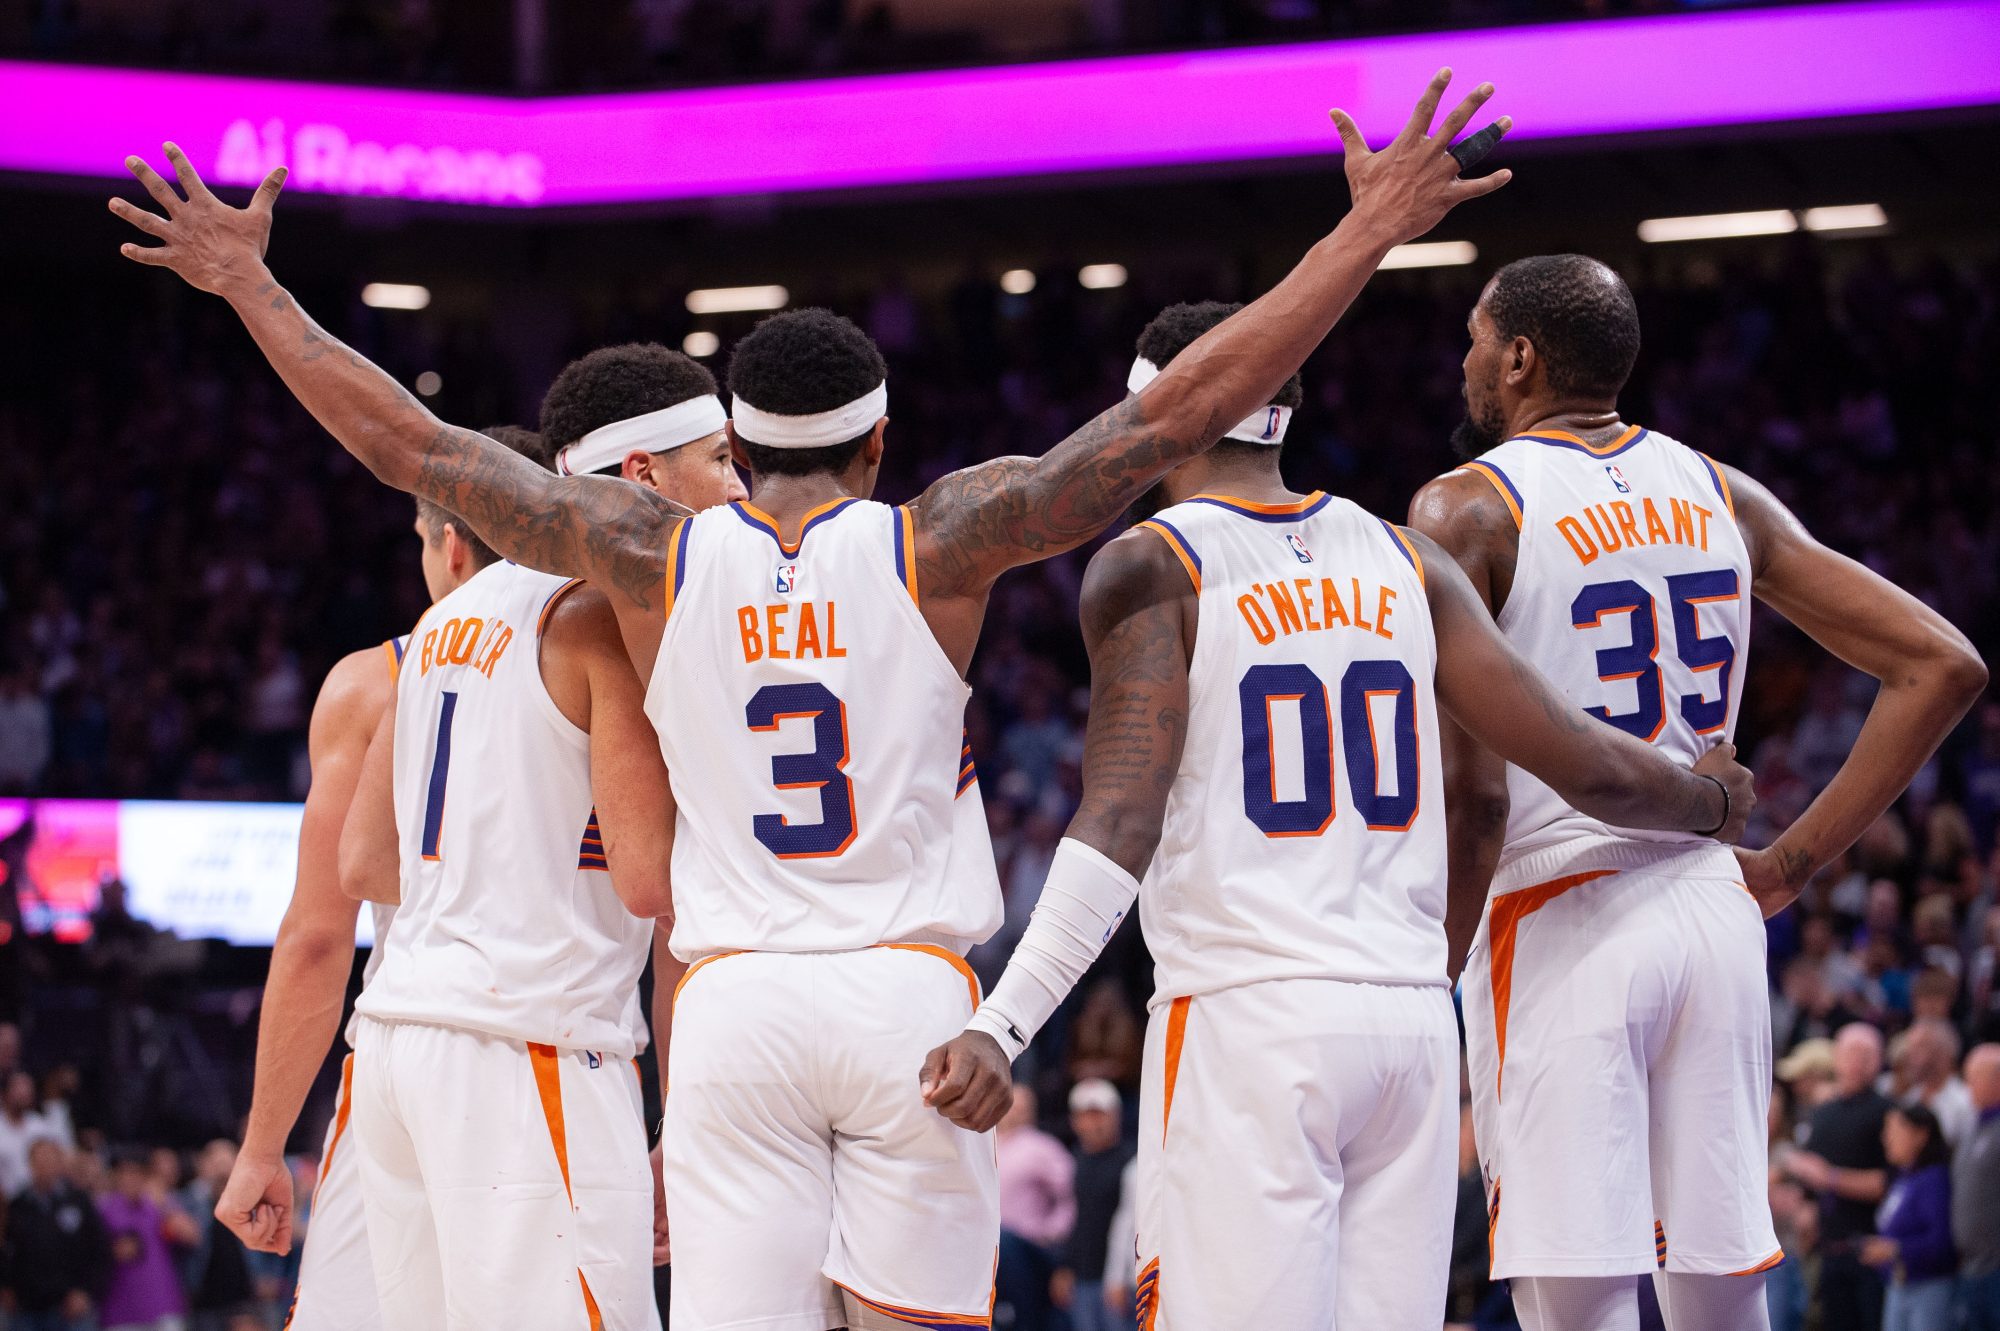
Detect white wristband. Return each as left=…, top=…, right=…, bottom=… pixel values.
left=964, top=837, right=1140, bottom=1060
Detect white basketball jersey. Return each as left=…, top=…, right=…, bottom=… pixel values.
left=646, top=499, right=1003, bottom=960
left=1456, top=426, right=1751, bottom=886
left=1135, top=491, right=1448, bottom=1003
left=356, top=563, right=651, bottom=1055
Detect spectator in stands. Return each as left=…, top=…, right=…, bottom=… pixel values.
left=1053, top=1078, right=1135, bottom=1331
left=1065, top=978, right=1143, bottom=1092
left=96, top=1146, right=195, bottom=1331
left=176, top=1140, right=261, bottom=1331
left=1863, top=1102, right=1956, bottom=1331
left=0, top=665, right=53, bottom=793
left=1956, top=1044, right=2000, bottom=1330
left=7, top=1138, right=110, bottom=1331
left=1788, top=1022, right=1893, bottom=1331
left=1777, top=1036, right=1839, bottom=1116
left=994, top=1084, right=1074, bottom=1331
left=1901, top=1019, right=1975, bottom=1148
left=0, top=1069, right=59, bottom=1198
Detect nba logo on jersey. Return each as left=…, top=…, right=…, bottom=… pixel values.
left=1604, top=464, right=1632, bottom=493
left=774, top=563, right=800, bottom=595
left=1286, top=533, right=1314, bottom=564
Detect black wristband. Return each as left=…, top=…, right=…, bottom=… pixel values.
left=1695, top=773, right=1730, bottom=837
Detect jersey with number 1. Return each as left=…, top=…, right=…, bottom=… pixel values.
left=647, top=499, right=1003, bottom=960
left=354, top=562, right=652, bottom=1056
left=1135, top=491, right=1447, bottom=1002
left=1456, top=425, right=1751, bottom=880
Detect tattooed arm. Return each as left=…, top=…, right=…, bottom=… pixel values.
left=917, top=530, right=1193, bottom=1131
left=109, top=145, right=678, bottom=611
left=1725, top=465, right=1985, bottom=917
left=1411, top=527, right=1756, bottom=841
left=1409, top=470, right=1518, bottom=981
left=906, top=70, right=1513, bottom=606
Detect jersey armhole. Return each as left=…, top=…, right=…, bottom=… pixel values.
left=1695, top=452, right=1737, bottom=518
left=1377, top=520, right=1426, bottom=586
left=661, top=517, right=694, bottom=622
left=1456, top=460, right=1524, bottom=530
left=536, top=578, right=589, bottom=638
left=1133, top=519, right=1202, bottom=593
left=892, top=505, right=919, bottom=606
left=382, top=637, right=407, bottom=682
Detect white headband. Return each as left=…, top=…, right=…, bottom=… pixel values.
left=732, top=381, right=888, bottom=450
left=554, top=394, right=728, bottom=476
left=1127, top=357, right=1292, bottom=446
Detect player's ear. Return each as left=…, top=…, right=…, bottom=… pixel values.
left=1507, top=337, right=1534, bottom=386
left=621, top=449, right=658, bottom=491
left=442, top=522, right=469, bottom=575
left=725, top=422, right=752, bottom=470
left=862, top=418, right=888, bottom=467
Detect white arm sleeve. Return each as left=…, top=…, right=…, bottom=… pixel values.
left=963, top=837, right=1139, bottom=1060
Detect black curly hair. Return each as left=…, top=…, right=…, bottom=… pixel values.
left=1136, top=301, right=1304, bottom=411
left=416, top=424, right=544, bottom=568
left=538, top=344, right=719, bottom=475
left=1484, top=255, right=1641, bottom=400
left=726, top=309, right=888, bottom=478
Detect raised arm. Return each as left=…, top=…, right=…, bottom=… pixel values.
left=1409, top=470, right=1518, bottom=981
left=919, top=529, right=1193, bottom=1130
left=1726, top=465, right=1986, bottom=916
left=110, top=147, right=680, bottom=613
left=1414, top=528, right=1756, bottom=841
left=906, top=71, right=1513, bottom=601
left=214, top=647, right=385, bottom=1255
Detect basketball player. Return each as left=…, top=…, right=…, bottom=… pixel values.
left=919, top=300, right=1754, bottom=1330
left=210, top=424, right=534, bottom=1330
left=1409, top=254, right=1988, bottom=1331
left=113, top=72, right=1511, bottom=1328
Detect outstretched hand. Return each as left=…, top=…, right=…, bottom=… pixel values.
left=213, top=1149, right=295, bottom=1255
left=1330, top=69, right=1512, bottom=246
left=110, top=143, right=287, bottom=296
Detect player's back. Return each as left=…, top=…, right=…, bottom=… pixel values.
left=1137, top=490, right=1446, bottom=1002
left=649, top=498, right=1002, bottom=959
left=1460, top=425, right=1751, bottom=884
left=356, top=562, right=650, bottom=1055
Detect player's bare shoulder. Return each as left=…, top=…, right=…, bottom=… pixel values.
left=1081, top=523, right=1197, bottom=652
left=1408, top=468, right=1519, bottom=608
left=311, top=644, right=399, bottom=750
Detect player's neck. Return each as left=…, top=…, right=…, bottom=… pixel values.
left=1162, top=452, right=1293, bottom=506
left=743, top=473, right=869, bottom=530
left=1515, top=401, right=1625, bottom=443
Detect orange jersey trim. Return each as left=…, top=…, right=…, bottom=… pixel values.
left=1698, top=451, right=1737, bottom=518
left=318, top=1053, right=357, bottom=1187
left=1487, top=870, right=1616, bottom=1099
left=381, top=638, right=404, bottom=683
left=537, top=577, right=588, bottom=638
left=1458, top=461, right=1524, bottom=529
left=833, top=1279, right=992, bottom=1328
left=1160, top=996, right=1191, bottom=1143
left=1135, top=1257, right=1161, bottom=1331
left=1187, top=490, right=1326, bottom=515
left=1384, top=522, right=1427, bottom=586
left=736, top=497, right=858, bottom=556
left=528, top=1043, right=609, bottom=1330
left=1725, top=1248, right=1786, bottom=1277
left=1531, top=424, right=1644, bottom=456
left=1134, top=519, right=1201, bottom=593
left=895, top=505, right=921, bottom=606
left=878, top=942, right=981, bottom=1009
left=672, top=950, right=743, bottom=1007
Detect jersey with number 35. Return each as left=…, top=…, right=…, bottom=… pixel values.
left=1455, top=426, right=1752, bottom=880
left=646, top=499, right=1003, bottom=961
left=1135, top=491, right=1447, bottom=1002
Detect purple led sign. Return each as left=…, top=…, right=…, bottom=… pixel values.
left=8, top=0, right=1998, bottom=207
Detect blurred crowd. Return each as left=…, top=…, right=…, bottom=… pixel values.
left=8, top=0, right=1829, bottom=93
left=0, top=232, right=1996, bottom=1328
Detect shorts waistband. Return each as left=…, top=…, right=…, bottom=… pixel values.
left=1493, top=836, right=1740, bottom=896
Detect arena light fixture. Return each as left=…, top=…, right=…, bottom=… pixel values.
left=682, top=330, right=721, bottom=358
left=361, top=282, right=431, bottom=310
left=1078, top=263, right=1127, bottom=290
left=1801, top=203, right=1889, bottom=233
left=684, top=285, right=788, bottom=315
left=1000, top=269, right=1037, bottom=295
left=1636, top=210, right=1798, bottom=243
left=414, top=371, right=443, bottom=396
left=1379, top=240, right=1478, bottom=270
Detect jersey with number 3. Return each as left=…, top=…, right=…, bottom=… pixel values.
left=647, top=499, right=1003, bottom=960
left=1456, top=426, right=1751, bottom=874
left=356, top=562, right=651, bottom=1056
left=1135, top=492, right=1447, bottom=1001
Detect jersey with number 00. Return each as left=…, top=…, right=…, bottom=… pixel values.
left=1136, top=492, right=1447, bottom=1001
left=647, top=499, right=1002, bottom=960
left=1456, top=426, right=1751, bottom=882
left=355, top=562, right=652, bottom=1056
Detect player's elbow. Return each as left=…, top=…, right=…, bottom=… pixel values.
left=611, top=868, right=676, bottom=920
left=337, top=837, right=399, bottom=904
left=1936, top=638, right=1989, bottom=706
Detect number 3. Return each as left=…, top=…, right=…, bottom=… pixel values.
left=746, top=682, right=857, bottom=859
left=1570, top=570, right=1740, bottom=741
